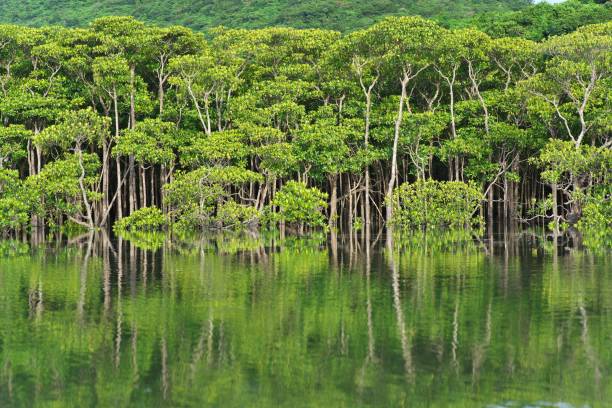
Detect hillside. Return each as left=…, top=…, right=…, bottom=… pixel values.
left=0, top=0, right=533, bottom=32
left=476, top=0, right=612, bottom=40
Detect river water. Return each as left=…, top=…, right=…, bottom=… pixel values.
left=0, top=232, right=610, bottom=407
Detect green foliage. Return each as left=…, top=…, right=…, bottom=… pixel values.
left=477, top=0, right=612, bottom=41
left=114, top=119, right=177, bottom=165
left=212, top=201, right=260, bottom=230
left=28, top=154, right=101, bottom=225
left=35, top=108, right=110, bottom=152
left=0, top=0, right=534, bottom=33
left=164, top=166, right=262, bottom=229
left=0, top=197, right=29, bottom=233
left=537, top=140, right=611, bottom=186
left=0, top=12, right=610, bottom=237
left=253, top=142, right=298, bottom=178
left=293, top=121, right=356, bottom=179
left=0, top=169, right=38, bottom=234
left=113, top=206, right=166, bottom=232
left=0, top=239, right=29, bottom=256
left=180, top=130, right=249, bottom=167
left=577, top=191, right=612, bottom=250
left=534, top=140, right=611, bottom=219
left=268, top=181, right=328, bottom=230
left=0, top=125, right=31, bottom=169
left=390, top=179, right=483, bottom=229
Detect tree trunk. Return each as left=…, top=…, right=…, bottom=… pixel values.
left=487, top=184, right=494, bottom=225
left=129, top=156, right=136, bottom=214
left=328, top=174, right=338, bottom=229
left=150, top=166, right=156, bottom=207
left=364, top=92, right=372, bottom=233
left=347, top=175, right=353, bottom=230
left=385, top=74, right=410, bottom=223
left=158, top=76, right=165, bottom=115
left=116, top=157, right=123, bottom=220
left=467, top=60, right=489, bottom=134
left=140, top=165, right=147, bottom=208
left=552, top=183, right=560, bottom=237
left=76, top=147, right=94, bottom=229
left=113, top=91, right=123, bottom=220
left=510, top=159, right=519, bottom=224
left=101, top=142, right=109, bottom=225
left=503, top=174, right=509, bottom=224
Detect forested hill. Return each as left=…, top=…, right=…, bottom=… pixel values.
left=0, top=0, right=533, bottom=32
left=2, top=1, right=610, bottom=39
left=476, top=0, right=612, bottom=40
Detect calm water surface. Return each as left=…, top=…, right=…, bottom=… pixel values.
left=0, top=233, right=610, bottom=407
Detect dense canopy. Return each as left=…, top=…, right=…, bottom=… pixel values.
left=0, top=14, right=610, bottom=243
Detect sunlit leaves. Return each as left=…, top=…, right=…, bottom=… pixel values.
left=268, top=181, right=328, bottom=229
left=114, top=118, right=176, bottom=165
left=390, top=179, right=483, bottom=229
left=0, top=125, right=31, bottom=168
left=35, top=107, right=110, bottom=152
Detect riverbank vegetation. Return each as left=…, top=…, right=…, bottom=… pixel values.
left=0, top=15, right=610, bottom=240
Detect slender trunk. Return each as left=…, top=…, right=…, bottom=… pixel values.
left=116, top=157, right=123, bottom=220
left=510, top=159, right=519, bottom=223
left=101, top=142, right=109, bottom=225
left=447, top=66, right=458, bottom=139
left=487, top=184, right=494, bottom=225
left=357, top=71, right=378, bottom=233
left=328, top=174, right=338, bottom=229
left=455, top=156, right=460, bottom=181
left=438, top=66, right=460, bottom=179
left=552, top=183, right=559, bottom=237
left=27, top=140, right=35, bottom=176
left=36, top=145, right=42, bottom=174
left=113, top=91, right=123, bottom=220
left=386, top=74, right=410, bottom=223
left=140, top=165, right=147, bottom=208
left=129, top=156, right=136, bottom=214
left=347, top=175, right=353, bottom=230
left=150, top=166, right=156, bottom=207
left=161, top=165, right=167, bottom=214
left=467, top=61, right=489, bottom=134
left=113, top=91, right=120, bottom=138
left=503, top=174, right=509, bottom=224
left=76, top=147, right=94, bottom=229
left=258, top=181, right=269, bottom=211
left=158, top=76, right=165, bottom=115
left=364, top=92, right=372, bottom=232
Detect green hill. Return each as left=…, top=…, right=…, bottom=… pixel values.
left=0, top=0, right=533, bottom=31
left=476, top=0, right=612, bottom=40
left=0, top=1, right=609, bottom=38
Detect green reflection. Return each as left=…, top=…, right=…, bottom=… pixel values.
left=0, top=234, right=610, bottom=407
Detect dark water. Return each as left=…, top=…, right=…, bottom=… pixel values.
left=0, top=232, right=610, bottom=407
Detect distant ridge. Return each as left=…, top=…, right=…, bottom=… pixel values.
left=0, top=0, right=533, bottom=31
left=0, top=0, right=609, bottom=40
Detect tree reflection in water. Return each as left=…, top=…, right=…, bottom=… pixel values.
left=0, top=230, right=610, bottom=407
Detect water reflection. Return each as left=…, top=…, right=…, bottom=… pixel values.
left=0, top=231, right=610, bottom=407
